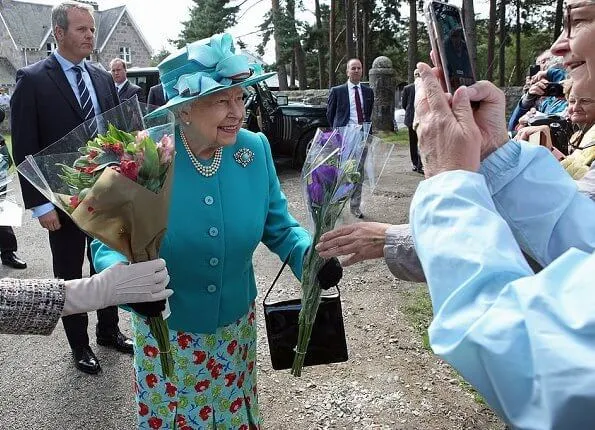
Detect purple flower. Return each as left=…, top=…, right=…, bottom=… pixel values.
left=312, top=164, right=340, bottom=187
left=307, top=181, right=324, bottom=205
left=332, top=183, right=354, bottom=202
left=320, top=131, right=343, bottom=148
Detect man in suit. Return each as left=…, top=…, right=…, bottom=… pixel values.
left=326, top=58, right=374, bottom=218
left=11, top=1, right=133, bottom=374
left=109, top=58, right=145, bottom=103
left=147, top=83, right=167, bottom=108
left=401, top=76, right=423, bottom=174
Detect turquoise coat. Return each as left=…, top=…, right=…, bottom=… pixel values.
left=91, top=127, right=311, bottom=333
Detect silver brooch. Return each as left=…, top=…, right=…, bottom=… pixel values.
left=234, top=148, right=254, bottom=167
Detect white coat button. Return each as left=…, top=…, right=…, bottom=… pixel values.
left=207, top=284, right=217, bottom=293
left=209, top=257, right=219, bottom=266
left=209, top=227, right=219, bottom=237
left=204, top=196, right=214, bottom=205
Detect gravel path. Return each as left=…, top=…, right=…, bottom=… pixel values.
left=0, top=144, right=504, bottom=429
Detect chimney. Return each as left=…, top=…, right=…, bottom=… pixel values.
left=78, top=0, right=99, bottom=11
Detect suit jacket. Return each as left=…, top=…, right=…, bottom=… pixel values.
left=118, top=80, right=145, bottom=103
left=147, top=83, right=166, bottom=108
left=402, top=83, right=416, bottom=128
left=326, top=82, right=374, bottom=128
left=10, top=54, right=120, bottom=209
left=92, top=128, right=311, bottom=334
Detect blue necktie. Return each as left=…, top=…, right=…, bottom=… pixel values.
left=73, top=66, right=97, bottom=137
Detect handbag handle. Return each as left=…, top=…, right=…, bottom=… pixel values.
left=263, top=252, right=340, bottom=305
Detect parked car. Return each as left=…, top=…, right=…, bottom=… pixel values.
left=126, top=67, right=160, bottom=102
left=243, top=81, right=329, bottom=167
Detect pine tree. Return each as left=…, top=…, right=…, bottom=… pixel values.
left=175, top=0, right=240, bottom=47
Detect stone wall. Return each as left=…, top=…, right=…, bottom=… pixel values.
left=97, top=12, right=151, bottom=69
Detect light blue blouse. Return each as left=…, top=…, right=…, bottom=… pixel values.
left=410, top=140, right=595, bottom=429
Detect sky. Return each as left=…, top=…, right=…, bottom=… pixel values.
left=20, top=0, right=490, bottom=64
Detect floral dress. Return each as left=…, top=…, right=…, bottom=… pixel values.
left=132, top=303, right=260, bottom=430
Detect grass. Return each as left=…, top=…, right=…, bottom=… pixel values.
left=374, top=129, right=409, bottom=146
left=401, top=285, right=486, bottom=406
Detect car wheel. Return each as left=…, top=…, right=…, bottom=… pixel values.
left=293, top=129, right=316, bottom=169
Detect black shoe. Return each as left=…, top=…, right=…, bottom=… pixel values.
left=97, top=331, right=134, bottom=354
left=1, top=252, right=27, bottom=269
left=417, top=167, right=424, bottom=175
left=351, top=208, right=364, bottom=219
left=72, top=346, right=101, bottom=374
left=412, top=165, right=418, bottom=172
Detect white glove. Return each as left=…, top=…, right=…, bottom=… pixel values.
left=62, top=259, right=172, bottom=316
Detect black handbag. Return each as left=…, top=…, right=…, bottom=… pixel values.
left=263, top=256, right=348, bottom=371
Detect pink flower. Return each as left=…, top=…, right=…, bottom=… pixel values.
left=120, top=159, right=139, bottom=181
left=157, top=134, right=174, bottom=165
left=136, top=130, right=150, bottom=143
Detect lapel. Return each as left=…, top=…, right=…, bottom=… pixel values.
left=86, top=62, right=110, bottom=113
left=118, top=80, right=129, bottom=98
left=44, top=54, right=84, bottom=120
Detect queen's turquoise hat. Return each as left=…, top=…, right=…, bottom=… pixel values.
left=149, top=33, right=275, bottom=115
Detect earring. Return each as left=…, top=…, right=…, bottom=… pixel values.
left=185, top=121, right=191, bottom=126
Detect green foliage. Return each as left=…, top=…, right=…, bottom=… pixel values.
left=175, top=0, right=240, bottom=47
left=150, top=48, right=170, bottom=67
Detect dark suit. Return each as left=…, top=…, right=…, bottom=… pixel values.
left=0, top=113, right=17, bottom=256
left=147, top=83, right=167, bottom=108
left=401, top=83, right=422, bottom=170
left=11, top=53, right=121, bottom=349
left=326, top=83, right=374, bottom=128
left=326, top=82, right=374, bottom=212
left=117, top=80, right=145, bottom=103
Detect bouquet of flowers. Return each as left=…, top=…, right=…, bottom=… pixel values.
left=292, top=124, right=384, bottom=376
left=17, top=97, right=176, bottom=376
left=0, top=144, right=23, bottom=227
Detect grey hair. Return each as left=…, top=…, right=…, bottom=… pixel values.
left=52, top=1, right=94, bottom=32
left=109, top=58, right=127, bottom=70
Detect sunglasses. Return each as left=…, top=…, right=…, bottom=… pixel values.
left=564, top=2, right=595, bottom=38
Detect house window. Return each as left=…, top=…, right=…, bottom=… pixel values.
left=119, top=46, right=131, bottom=64
left=46, top=42, right=57, bottom=56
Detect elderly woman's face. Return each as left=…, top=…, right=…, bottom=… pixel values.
left=551, top=0, right=595, bottom=89
left=186, top=86, right=245, bottom=148
left=568, top=82, right=595, bottom=124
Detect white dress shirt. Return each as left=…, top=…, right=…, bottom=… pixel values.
left=347, top=80, right=364, bottom=125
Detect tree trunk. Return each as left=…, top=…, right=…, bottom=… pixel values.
left=407, top=0, right=418, bottom=82
left=515, top=0, right=522, bottom=85
left=294, top=43, right=308, bottom=89
left=329, top=0, right=337, bottom=86
left=271, top=0, right=288, bottom=90
left=553, top=0, right=564, bottom=41
left=362, top=5, right=368, bottom=80
left=345, top=0, right=355, bottom=59
left=487, top=0, right=497, bottom=81
left=290, top=52, right=296, bottom=88
left=315, top=0, right=324, bottom=88
left=462, top=0, right=477, bottom=75
left=355, top=0, right=361, bottom=60
left=498, top=0, right=507, bottom=86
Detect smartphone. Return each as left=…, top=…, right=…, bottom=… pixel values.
left=528, top=64, right=540, bottom=78
left=425, top=1, right=476, bottom=95
left=543, top=82, right=564, bottom=97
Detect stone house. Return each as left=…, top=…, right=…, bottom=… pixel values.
left=0, top=0, right=152, bottom=92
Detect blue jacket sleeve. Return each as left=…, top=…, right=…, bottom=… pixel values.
left=326, top=87, right=336, bottom=127
left=90, top=239, right=128, bottom=273
left=259, top=133, right=311, bottom=279
left=411, top=171, right=595, bottom=429
left=479, top=140, right=595, bottom=267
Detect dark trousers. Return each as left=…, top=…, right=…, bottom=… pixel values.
left=0, top=225, right=17, bottom=254
left=408, top=126, right=422, bottom=170
left=49, top=212, right=119, bottom=349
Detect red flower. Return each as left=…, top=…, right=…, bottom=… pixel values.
left=199, top=406, right=212, bottom=421
left=145, top=373, right=159, bottom=389
left=227, top=340, right=238, bottom=355
left=194, top=380, right=210, bottom=392
left=143, top=345, right=159, bottom=358
left=82, top=164, right=97, bottom=174
left=69, top=195, right=80, bottom=209
left=224, top=372, right=236, bottom=387
left=210, top=363, right=223, bottom=379
left=138, top=403, right=149, bottom=416
left=120, top=159, right=139, bottom=181
left=180, top=427, right=193, bottom=430
left=193, top=350, right=207, bottom=364
left=165, top=382, right=177, bottom=397
left=167, top=401, right=177, bottom=412
left=229, top=398, right=243, bottom=413
left=247, top=361, right=254, bottom=372
left=206, top=357, right=216, bottom=370
left=88, top=149, right=99, bottom=158
left=176, top=415, right=187, bottom=427
left=177, top=333, right=193, bottom=349
left=239, top=425, right=248, bottom=430
left=148, top=417, right=163, bottom=429
left=237, top=371, right=245, bottom=388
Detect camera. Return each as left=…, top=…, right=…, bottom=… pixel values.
left=528, top=65, right=540, bottom=78
left=543, top=83, right=564, bottom=98
left=528, top=115, right=573, bottom=155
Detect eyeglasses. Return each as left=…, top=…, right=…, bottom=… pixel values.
left=564, top=1, right=595, bottom=38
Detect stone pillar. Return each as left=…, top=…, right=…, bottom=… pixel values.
left=369, top=56, right=396, bottom=132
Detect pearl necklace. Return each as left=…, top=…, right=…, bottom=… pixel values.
left=180, top=130, right=222, bottom=177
